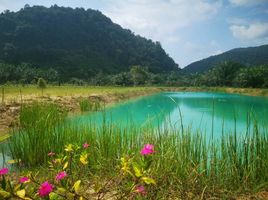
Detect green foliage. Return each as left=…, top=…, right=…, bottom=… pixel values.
left=199, top=61, right=245, bottom=86
left=112, top=72, right=133, bottom=86
left=184, top=44, right=268, bottom=73
left=180, top=63, right=268, bottom=88
left=130, top=65, right=149, bottom=86
left=37, top=78, right=47, bottom=95
left=0, top=5, right=178, bottom=82
left=37, top=78, right=47, bottom=89
left=0, top=62, right=59, bottom=84
left=234, top=65, right=268, bottom=88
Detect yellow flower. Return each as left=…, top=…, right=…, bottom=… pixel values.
left=64, top=144, right=74, bottom=152
left=80, top=153, right=88, bottom=165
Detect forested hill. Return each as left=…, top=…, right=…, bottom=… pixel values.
left=0, top=5, right=178, bottom=80
left=184, top=44, right=268, bottom=73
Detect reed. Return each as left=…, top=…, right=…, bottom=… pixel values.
left=8, top=103, right=67, bottom=166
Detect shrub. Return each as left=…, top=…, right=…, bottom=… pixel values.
left=37, top=78, right=47, bottom=96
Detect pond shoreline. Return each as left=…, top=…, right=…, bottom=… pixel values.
left=1, top=86, right=268, bottom=138
left=0, top=87, right=163, bottom=137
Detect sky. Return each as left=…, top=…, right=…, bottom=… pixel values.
left=0, top=0, right=268, bottom=67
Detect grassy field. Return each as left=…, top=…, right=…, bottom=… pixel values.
left=0, top=85, right=164, bottom=104
left=1, top=85, right=268, bottom=103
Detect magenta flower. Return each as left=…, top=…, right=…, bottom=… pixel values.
left=140, top=144, right=155, bottom=155
left=38, top=181, right=53, bottom=197
left=83, top=142, right=89, bottom=149
left=19, top=177, right=30, bottom=183
left=55, top=171, right=67, bottom=181
left=135, top=185, right=146, bottom=195
left=0, top=168, right=9, bottom=175
left=48, top=152, right=55, bottom=156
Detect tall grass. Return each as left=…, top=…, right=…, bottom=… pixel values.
left=8, top=103, right=67, bottom=166
left=6, top=102, right=268, bottom=198
left=79, top=98, right=104, bottom=112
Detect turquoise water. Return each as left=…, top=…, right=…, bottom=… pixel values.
left=71, top=92, right=268, bottom=140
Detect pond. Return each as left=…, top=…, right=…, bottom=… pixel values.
left=72, top=92, right=268, bottom=140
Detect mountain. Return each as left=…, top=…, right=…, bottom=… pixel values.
left=184, top=44, right=268, bottom=73
left=0, top=5, right=178, bottom=81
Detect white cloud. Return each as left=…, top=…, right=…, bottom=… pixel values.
left=229, top=0, right=267, bottom=6
left=0, top=1, right=7, bottom=12
left=104, top=0, right=221, bottom=43
left=230, top=22, right=268, bottom=40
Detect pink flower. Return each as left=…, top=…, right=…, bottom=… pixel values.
left=19, top=177, right=30, bottom=183
left=48, top=152, right=55, bottom=156
left=83, top=142, right=89, bottom=149
left=140, top=144, right=155, bottom=155
left=135, top=185, right=146, bottom=195
left=0, top=168, right=9, bottom=175
left=38, top=181, right=53, bottom=197
left=55, top=171, right=67, bottom=181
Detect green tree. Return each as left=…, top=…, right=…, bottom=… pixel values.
left=130, top=66, right=149, bottom=86
left=113, top=72, right=133, bottom=86
left=37, top=78, right=47, bottom=96
left=234, top=65, right=268, bottom=88
left=203, top=61, right=245, bottom=86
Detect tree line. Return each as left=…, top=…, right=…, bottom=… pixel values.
left=0, top=61, right=267, bottom=88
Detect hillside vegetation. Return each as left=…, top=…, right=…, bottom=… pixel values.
left=184, top=44, right=268, bottom=73
left=0, top=5, right=178, bottom=82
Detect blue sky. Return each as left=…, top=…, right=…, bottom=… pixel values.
left=0, top=0, right=267, bottom=67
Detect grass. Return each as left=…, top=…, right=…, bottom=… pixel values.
left=1, top=85, right=268, bottom=105
left=0, top=85, right=163, bottom=104
left=8, top=103, right=67, bottom=166
left=79, top=98, right=104, bottom=112
left=4, top=102, right=268, bottom=199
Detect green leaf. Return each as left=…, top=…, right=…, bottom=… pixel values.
left=56, top=187, right=67, bottom=195
left=66, top=192, right=75, bottom=199
left=141, top=177, right=156, bottom=185
left=0, top=190, right=11, bottom=198
left=49, top=192, right=61, bottom=200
